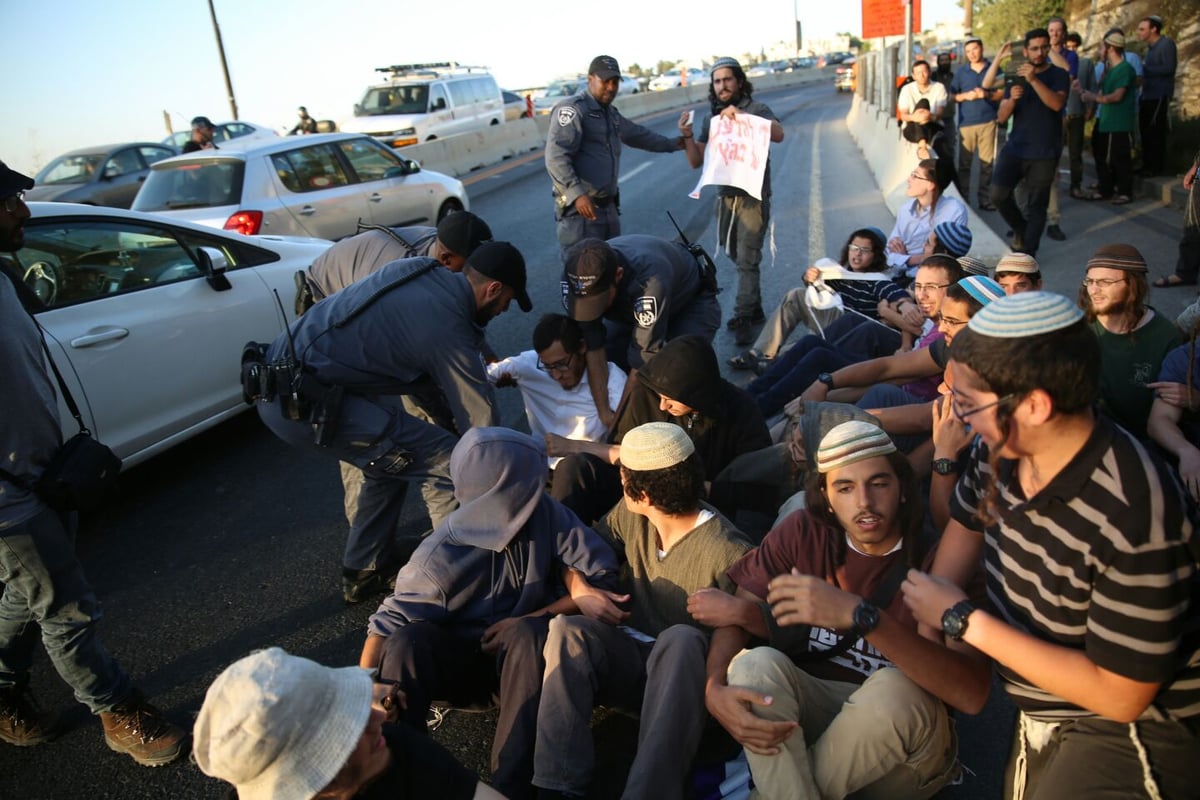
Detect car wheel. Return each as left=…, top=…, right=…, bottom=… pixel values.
left=437, top=199, right=464, bottom=221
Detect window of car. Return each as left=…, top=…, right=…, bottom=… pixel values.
left=104, top=149, right=143, bottom=178
left=447, top=79, right=473, bottom=108
left=337, top=138, right=403, bottom=182
left=429, top=84, right=448, bottom=111
left=134, top=161, right=245, bottom=211
left=271, top=144, right=350, bottom=193
left=139, top=146, right=175, bottom=166
left=223, top=123, right=254, bottom=140
left=14, top=219, right=252, bottom=308
left=36, top=154, right=106, bottom=185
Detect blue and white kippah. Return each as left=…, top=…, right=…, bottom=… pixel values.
left=966, top=291, right=1083, bottom=338
left=958, top=275, right=1004, bottom=307
left=934, top=220, right=973, bottom=258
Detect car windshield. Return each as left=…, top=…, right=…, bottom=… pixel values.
left=544, top=81, right=582, bottom=98
left=133, top=161, right=244, bottom=211
left=360, top=85, right=429, bottom=115
left=36, top=154, right=106, bottom=185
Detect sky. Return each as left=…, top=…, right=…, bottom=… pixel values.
left=3, top=0, right=960, bottom=175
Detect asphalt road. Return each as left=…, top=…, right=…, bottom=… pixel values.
left=5, top=80, right=1192, bottom=799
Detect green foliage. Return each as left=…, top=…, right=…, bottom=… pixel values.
left=974, top=0, right=1065, bottom=46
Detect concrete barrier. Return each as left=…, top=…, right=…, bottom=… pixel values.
left=845, top=54, right=1009, bottom=264
left=411, top=68, right=834, bottom=179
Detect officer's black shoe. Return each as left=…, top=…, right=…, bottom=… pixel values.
left=1046, top=224, right=1066, bottom=241
left=342, top=568, right=390, bottom=604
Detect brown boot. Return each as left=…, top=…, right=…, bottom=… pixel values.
left=100, top=690, right=188, bottom=766
left=0, top=684, right=57, bottom=747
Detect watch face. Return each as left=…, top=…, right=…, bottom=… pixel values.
left=854, top=601, right=880, bottom=634
left=941, top=607, right=965, bottom=639
left=932, top=458, right=957, bottom=475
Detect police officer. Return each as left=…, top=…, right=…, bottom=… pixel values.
left=296, top=211, right=493, bottom=313
left=562, top=235, right=720, bottom=424
left=545, top=55, right=685, bottom=257
left=257, top=241, right=531, bottom=603
left=679, top=57, right=784, bottom=342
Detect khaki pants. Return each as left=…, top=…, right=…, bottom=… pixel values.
left=956, top=120, right=997, bottom=206
left=752, top=287, right=844, bottom=357
left=728, top=647, right=959, bottom=800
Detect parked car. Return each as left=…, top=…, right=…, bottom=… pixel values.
left=648, top=68, right=706, bottom=91
left=534, top=76, right=586, bottom=115
left=835, top=58, right=857, bottom=93
left=132, top=133, right=468, bottom=241
left=11, top=202, right=332, bottom=467
left=162, top=121, right=279, bottom=151
left=25, top=143, right=178, bottom=208
left=619, top=74, right=641, bottom=95
left=501, top=90, right=531, bottom=121
left=340, top=63, right=504, bottom=149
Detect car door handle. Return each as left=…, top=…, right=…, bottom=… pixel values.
left=298, top=205, right=316, bottom=216
left=368, top=193, right=383, bottom=202
left=71, top=328, right=130, bottom=348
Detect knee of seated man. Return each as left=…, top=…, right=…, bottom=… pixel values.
left=727, top=646, right=796, bottom=692
left=546, top=614, right=608, bottom=660
left=851, top=668, right=940, bottom=726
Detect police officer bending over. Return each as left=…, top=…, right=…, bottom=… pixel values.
left=562, top=235, right=720, bottom=426
left=545, top=55, right=685, bottom=257
left=255, top=242, right=530, bottom=603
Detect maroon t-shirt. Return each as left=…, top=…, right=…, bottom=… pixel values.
left=727, top=509, right=917, bottom=685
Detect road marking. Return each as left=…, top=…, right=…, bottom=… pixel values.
left=619, top=162, right=652, bottom=183
left=807, top=113, right=826, bottom=264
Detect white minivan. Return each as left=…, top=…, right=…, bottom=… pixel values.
left=340, top=63, right=505, bottom=149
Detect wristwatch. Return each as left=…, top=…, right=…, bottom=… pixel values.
left=852, top=600, right=881, bottom=636
left=817, top=372, right=836, bottom=390
left=932, top=458, right=958, bottom=476
left=941, top=600, right=977, bottom=641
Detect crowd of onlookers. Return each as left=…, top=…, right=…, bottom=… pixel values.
left=2, top=13, right=1197, bottom=800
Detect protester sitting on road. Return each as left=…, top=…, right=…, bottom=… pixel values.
left=695, top=421, right=989, bottom=800
left=885, top=158, right=967, bottom=279
left=548, top=335, right=770, bottom=524
left=993, top=251, right=1044, bottom=293
left=1148, top=323, right=1200, bottom=502
left=748, top=256, right=964, bottom=419
left=194, top=647, right=506, bottom=800
left=358, top=427, right=619, bottom=800
left=897, top=60, right=949, bottom=161
left=909, top=291, right=1199, bottom=800
left=1079, top=244, right=1182, bottom=439
left=487, top=313, right=626, bottom=471
left=728, top=227, right=918, bottom=371
left=532, top=422, right=753, bottom=800
left=924, top=219, right=973, bottom=261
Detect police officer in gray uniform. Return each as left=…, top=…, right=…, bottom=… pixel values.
left=295, top=211, right=492, bottom=313
left=679, top=57, right=784, bottom=341
left=256, top=242, right=530, bottom=603
left=545, top=55, right=685, bottom=257
left=562, top=235, right=720, bottom=423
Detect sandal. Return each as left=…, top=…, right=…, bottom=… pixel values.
left=1111, top=195, right=1132, bottom=205
left=727, top=351, right=762, bottom=370
left=1083, top=192, right=1110, bottom=202
left=1070, top=187, right=1086, bottom=199
left=1153, top=275, right=1197, bottom=289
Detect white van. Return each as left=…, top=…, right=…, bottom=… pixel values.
left=340, top=63, right=504, bottom=149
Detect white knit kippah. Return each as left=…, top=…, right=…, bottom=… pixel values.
left=620, top=422, right=695, bottom=471
left=995, top=252, right=1039, bottom=274
left=815, top=421, right=896, bottom=474
left=966, top=291, right=1082, bottom=338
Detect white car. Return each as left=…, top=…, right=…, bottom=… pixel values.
left=132, top=133, right=468, bottom=241
left=162, top=120, right=279, bottom=151
left=648, top=68, right=706, bottom=91
left=13, top=202, right=333, bottom=467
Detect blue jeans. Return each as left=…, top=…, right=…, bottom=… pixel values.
left=0, top=506, right=130, bottom=713
left=749, top=343, right=852, bottom=418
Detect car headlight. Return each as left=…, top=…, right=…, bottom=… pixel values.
left=394, top=127, right=416, bottom=136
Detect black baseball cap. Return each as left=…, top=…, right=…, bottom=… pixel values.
left=436, top=211, right=492, bottom=258
left=191, top=116, right=215, bottom=129
left=562, top=238, right=619, bottom=322
left=0, top=160, right=34, bottom=199
left=589, top=55, right=621, bottom=80
left=467, top=241, right=531, bottom=312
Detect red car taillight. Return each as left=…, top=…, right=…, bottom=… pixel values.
left=223, top=211, right=263, bottom=235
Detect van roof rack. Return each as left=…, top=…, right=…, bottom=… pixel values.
left=374, top=62, right=491, bottom=79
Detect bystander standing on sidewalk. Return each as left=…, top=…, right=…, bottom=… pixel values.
left=1063, top=32, right=1096, bottom=200
left=1081, top=32, right=1138, bottom=206
left=950, top=37, right=1002, bottom=210
left=1136, top=15, right=1177, bottom=177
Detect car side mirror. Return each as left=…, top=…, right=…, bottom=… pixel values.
left=197, top=246, right=232, bottom=291
left=404, top=158, right=421, bottom=174
left=102, top=165, right=119, bottom=181
left=354, top=103, right=363, bottom=115
left=432, top=97, right=447, bottom=111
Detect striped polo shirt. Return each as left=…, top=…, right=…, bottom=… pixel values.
left=825, top=276, right=910, bottom=319
left=950, top=416, right=1200, bottom=721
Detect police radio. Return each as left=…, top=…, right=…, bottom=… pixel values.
left=666, top=211, right=720, bottom=294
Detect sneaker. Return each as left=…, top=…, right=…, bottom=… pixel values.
left=342, top=567, right=390, bottom=604
left=0, top=685, right=57, bottom=747
left=100, top=690, right=187, bottom=766
left=1046, top=225, right=1066, bottom=241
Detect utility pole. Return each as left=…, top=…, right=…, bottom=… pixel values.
left=207, top=0, right=239, bottom=120
left=903, top=0, right=914, bottom=70
left=964, top=0, right=973, bottom=33
left=794, top=0, right=802, bottom=56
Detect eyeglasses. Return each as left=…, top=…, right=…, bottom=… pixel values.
left=912, top=282, right=950, bottom=293
left=909, top=171, right=934, bottom=182
left=536, top=352, right=575, bottom=374
left=1082, top=277, right=1126, bottom=289
left=937, top=313, right=968, bottom=327
left=848, top=244, right=875, bottom=255
left=951, top=391, right=1016, bottom=423
left=2, top=191, right=25, bottom=214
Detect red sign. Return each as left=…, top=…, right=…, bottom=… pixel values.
left=862, top=0, right=922, bottom=39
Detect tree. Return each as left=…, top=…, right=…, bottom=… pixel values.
left=627, top=62, right=644, bottom=77
left=656, top=60, right=675, bottom=75
left=975, top=0, right=1065, bottom=46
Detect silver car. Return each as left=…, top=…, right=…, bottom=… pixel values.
left=132, top=132, right=468, bottom=240
left=26, top=143, right=178, bottom=208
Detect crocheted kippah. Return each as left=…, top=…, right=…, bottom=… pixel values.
left=956, top=255, right=988, bottom=276
left=966, top=291, right=1083, bottom=338
left=1086, top=243, right=1147, bottom=273
left=995, top=252, right=1039, bottom=274
left=934, top=220, right=972, bottom=258
left=711, top=57, right=741, bottom=74
left=620, top=422, right=695, bottom=471
left=815, top=421, right=896, bottom=474
left=959, top=275, right=1005, bottom=307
